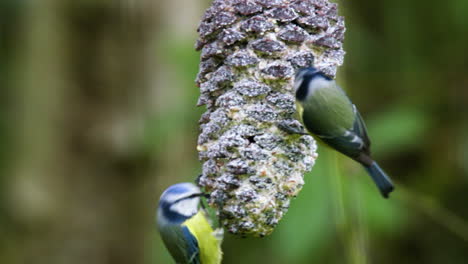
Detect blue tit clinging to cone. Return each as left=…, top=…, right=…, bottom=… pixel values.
left=293, top=67, right=394, bottom=198
left=157, top=182, right=223, bottom=264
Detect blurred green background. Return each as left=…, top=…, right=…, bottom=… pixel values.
left=1, top=0, right=468, bottom=263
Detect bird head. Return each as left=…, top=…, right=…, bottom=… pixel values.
left=157, top=183, right=205, bottom=226
left=294, top=67, right=332, bottom=101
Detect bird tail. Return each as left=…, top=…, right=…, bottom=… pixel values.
left=364, top=162, right=394, bottom=198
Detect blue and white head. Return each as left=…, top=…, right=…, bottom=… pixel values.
left=157, top=183, right=204, bottom=227
left=294, top=67, right=333, bottom=101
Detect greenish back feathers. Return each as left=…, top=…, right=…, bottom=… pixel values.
left=301, top=80, right=355, bottom=137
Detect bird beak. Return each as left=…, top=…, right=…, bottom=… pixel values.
left=185, top=192, right=209, bottom=200
left=172, top=192, right=210, bottom=205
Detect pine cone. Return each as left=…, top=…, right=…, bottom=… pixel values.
left=196, top=0, right=345, bottom=237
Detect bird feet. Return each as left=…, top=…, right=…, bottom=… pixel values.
left=277, top=120, right=309, bottom=135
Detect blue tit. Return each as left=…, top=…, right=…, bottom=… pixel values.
left=157, top=182, right=223, bottom=264
left=293, top=67, right=394, bottom=198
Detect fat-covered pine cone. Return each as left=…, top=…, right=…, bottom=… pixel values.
left=196, top=0, right=345, bottom=237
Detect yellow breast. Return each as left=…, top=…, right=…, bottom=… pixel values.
left=183, top=211, right=223, bottom=264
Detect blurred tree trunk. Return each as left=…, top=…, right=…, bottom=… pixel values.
left=8, top=1, right=159, bottom=263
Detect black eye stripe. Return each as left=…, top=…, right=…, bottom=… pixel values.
left=296, top=74, right=313, bottom=101
left=173, top=193, right=205, bottom=204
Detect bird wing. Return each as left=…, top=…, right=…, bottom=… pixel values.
left=352, top=105, right=371, bottom=149
left=299, top=80, right=367, bottom=158
left=315, top=104, right=371, bottom=159
left=159, top=225, right=201, bottom=264
left=181, top=226, right=201, bottom=264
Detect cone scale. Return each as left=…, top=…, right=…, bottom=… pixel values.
left=196, top=0, right=345, bottom=237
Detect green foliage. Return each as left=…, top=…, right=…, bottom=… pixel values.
left=142, top=38, right=204, bottom=155
left=272, top=159, right=332, bottom=263
left=367, top=105, right=431, bottom=156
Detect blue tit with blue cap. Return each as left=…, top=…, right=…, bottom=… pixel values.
left=293, top=67, right=395, bottom=198
left=157, top=182, right=223, bottom=264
